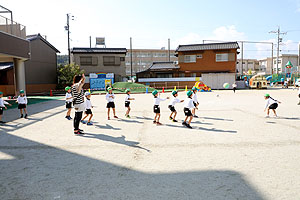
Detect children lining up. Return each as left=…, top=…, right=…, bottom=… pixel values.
left=168, top=90, right=184, bottom=122
left=152, top=90, right=169, bottom=125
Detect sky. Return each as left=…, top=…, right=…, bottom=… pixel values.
left=1, top=0, right=300, bottom=59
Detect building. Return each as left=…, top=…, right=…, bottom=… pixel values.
left=137, top=42, right=239, bottom=89
left=236, top=59, right=260, bottom=75
left=125, top=49, right=177, bottom=75
left=71, top=48, right=127, bottom=82
left=259, top=54, right=299, bottom=74
left=25, top=34, right=60, bottom=93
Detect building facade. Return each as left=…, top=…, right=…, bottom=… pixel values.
left=71, top=48, right=127, bottom=82
left=125, top=49, right=177, bottom=75
left=259, top=54, right=299, bottom=74
left=236, top=59, right=260, bottom=75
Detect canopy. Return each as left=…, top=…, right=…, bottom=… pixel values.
left=285, top=61, right=293, bottom=68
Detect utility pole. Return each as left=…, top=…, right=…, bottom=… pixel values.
left=269, top=26, right=287, bottom=74
left=271, top=43, right=274, bottom=74
left=168, top=38, right=170, bottom=62
left=65, top=14, right=74, bottom=65
left=130, top=37, right=133, bottom=80
left=241, top=42, right=244, bottom=75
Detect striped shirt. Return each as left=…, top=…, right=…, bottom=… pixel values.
left=71, top=83, right=84, bottom=105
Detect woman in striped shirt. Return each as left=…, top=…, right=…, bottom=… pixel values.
left=72, top=74, right=86, bottom=135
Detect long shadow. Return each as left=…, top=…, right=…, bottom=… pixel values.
left=277, top=117, right=300, bottom=120
left=192, top=120, right=214, bottom=125
left=0, top=132, right=266, bottom=199
left=134, top=116, right=153, bottom=121
left=118, top=118, right=144, bottom=124
left=198, top=127, right=237, bottom=134
left=201, top=116, right=234, bottom=122
left=95, top=124, right=121, bottom=130
left=81, top=133, right=151, bottom=152
left=165, top=123, right=196, bottom=129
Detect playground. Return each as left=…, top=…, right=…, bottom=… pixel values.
left=1, top=88, right=300, bottom=199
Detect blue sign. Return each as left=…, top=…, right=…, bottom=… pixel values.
left=90, top=78, right=106, bottom=90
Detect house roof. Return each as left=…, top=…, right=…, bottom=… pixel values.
left=26, top=34, right=60, bottom=53
left=71, top=47, right=127, bottom=54
left=176, top=42, right=239, bottom=52
left=137, top=62, right=179, bottom=74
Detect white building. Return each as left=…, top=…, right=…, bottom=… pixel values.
left=236, top=59, right=260, bottom=75
left=259, top=54, right=299, bottom=74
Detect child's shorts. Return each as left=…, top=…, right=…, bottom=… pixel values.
left=298, top=94, right=300, bottom=98
left=168, top=105, right=176, bottom=112
left=66, top=102, right=72, bottom=109
left=193, top=102, right=197, bottom=107
left=85, top=109, right=92, bottom=114
left=0, top=107, right=3, bottom=115
left=18, top=104, right=26, bottom=109
left=269, top=103, right=278, bottom=110
left=125, top=101, right=130, bottom=107
left=184, top=108, right=192, bottom=116
left=107, top=102, right=115, bottom=108
left=153, top=105, right=160, bottom=114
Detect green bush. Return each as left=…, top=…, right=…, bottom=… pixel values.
left=57, top=64, right=84, bottom=89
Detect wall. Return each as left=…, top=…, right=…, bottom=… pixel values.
left=201, top=73, right=236, bottom=89
left=0, top=85, right=14, bottom=96
left=26, top=84, right=56, bottom=94
left=0, top=32, right=30, bottom=59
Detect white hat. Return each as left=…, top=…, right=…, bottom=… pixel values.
left=85, top=91, right=91, bottom=96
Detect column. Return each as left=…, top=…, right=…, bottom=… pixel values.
left=13, top=58, right=26, bottom=95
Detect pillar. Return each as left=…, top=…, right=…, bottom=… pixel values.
left=13, top=58, right=26, bottom=95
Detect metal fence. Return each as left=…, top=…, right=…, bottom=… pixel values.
left=0, top=14, right=26, bottom=39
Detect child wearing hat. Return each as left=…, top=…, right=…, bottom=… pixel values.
left=65, top=86, right=73, bottom=120
left=192, top=87, right=199, bottom=118
left=182, top=90, right=195, bottom=129
left=152, top=90, right=169, bottom=125
left=264, top=94, right=281, bottom=118
left=0, top=91, right=12, bottom=123
left=106, top=87, right=118, bottom=120
left=125, top=89, right=135, bottom=118
left=81, top=92, right=93, bottom=125
left=16, top=90, right=28, bottom=118
left=168, top=90, right=184, bottom=122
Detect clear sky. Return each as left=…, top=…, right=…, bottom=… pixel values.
left=1, top=0, right=300, bottom=59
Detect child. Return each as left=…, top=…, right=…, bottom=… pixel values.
left=65, top=86, right=73, bottom=120
left=152, top=90, right=169, bottom=125
left=168, top=90, right=184, bottom=122
left=125, top=89, right=135, bottom=118
left=0, top=91, right=12, bottom=123
left=182, top=90, right=195, bottom=129
left=192, top=87, right=199, bottom=118
left=81, top=92, right=93, bottom=125
left=264, top=94, right=281, bottom=118
left=17, top=90, right=28, bottom=118
left=106, top=87, right=118, bottom=120
left=297, top=87, right=300, bottom=105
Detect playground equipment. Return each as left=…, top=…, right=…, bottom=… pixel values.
left=194, top=81, right=212, bottom=92
left=249, top=74, right=267, bottom=89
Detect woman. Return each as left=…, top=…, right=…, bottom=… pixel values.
left=71, top=74, right=85, bottom=135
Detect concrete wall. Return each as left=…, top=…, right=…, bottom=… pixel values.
left=201, top=73, right=236, bottom=89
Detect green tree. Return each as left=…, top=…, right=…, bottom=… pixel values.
left=57, top=64, right=84, bottom=89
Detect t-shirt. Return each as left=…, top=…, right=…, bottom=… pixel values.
left=65, top=92, right=73, bottom=103
left=298, top=89, right=300, bottom=95
left=153, top=97, right=167, bottom=106
left=168, top=97, right=181, bottom=106
left=184, top=98, right=195, bottom=109
left=85, top=99, right=92, bottom=109
left=265, top=97, right=277, bottom=109
left=125, top=94, right=131, bottom=102
left=0, top=98, right=9, bottom=107
left=192, top=92, right=198, bottom=103
left=17, top=95, right=27, bottom=104
left=71, top=83, right=84, bottom=105
left=106, top=93, right=115, bottom=102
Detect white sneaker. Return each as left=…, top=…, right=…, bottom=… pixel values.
left=265, top=115, right=270, bottom=118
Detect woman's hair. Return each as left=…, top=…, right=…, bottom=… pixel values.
left=73, top=75, right=82, bottom=84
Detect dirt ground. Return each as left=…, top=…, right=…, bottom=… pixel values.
left=0, top=88, right=300, bottom=200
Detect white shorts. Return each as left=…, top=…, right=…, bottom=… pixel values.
left=74, top=103, right=85, bottom=112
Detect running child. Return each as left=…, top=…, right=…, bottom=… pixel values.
left=192, top=87, right=199, bottom=118
left=264, top=94, right=281, bottom=118
left=168, top=90, right=184, bottom=122
left=17, top=90, right=28, bottom=118
left=0, top=91, right=12, bottom=124
left=106, top=87, right=118, bottom=120
left=81, top=92, right=93, bottom=125
left=152, top=90, right=169, bottom=125
left=182, top=90, right=195, bottom=129
left=125, top=89, right=135, bottom=118
left=65, top=86, right=73, bottom=120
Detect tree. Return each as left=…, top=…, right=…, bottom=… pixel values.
left=57, top=64, right=84, bottom=89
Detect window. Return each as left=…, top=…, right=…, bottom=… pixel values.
left=179, top=73, right=185, bottom=77
left=196, top=54, right=203, bottom=59
left=103, top=56, right=115, bottom=66
left=278, top=60, right=282, bottom=64
left=248, top=62, right=253, bottom=64
left=216, top=54, right=229, bottom=62
left=190, top=73, right=197, bottom=77
left=157, top=73, right=172, bottom=78
left=80, top=56, right=92, bottom=65
left=120, top=57, right=125, bottom=62
left=184, top=55, right=196, bottom=63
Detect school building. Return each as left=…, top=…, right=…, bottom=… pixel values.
left=136, top=42, right=239, bottom=89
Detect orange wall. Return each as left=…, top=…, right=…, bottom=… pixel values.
left=178, top=49, right=237, bottom=73
left=0, top=85, right=15, bottom=96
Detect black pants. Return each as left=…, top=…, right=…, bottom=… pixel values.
left=74, top=111, right=83, bottom=131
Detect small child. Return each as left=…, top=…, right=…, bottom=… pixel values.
left=125, top=89, right=135, bottom=118
left=182, top=90, right=195, bottom=129
left=0, top=91, right=12, bottom=123
left=297, top=87, right=300, bottom=105
left=192, top=87, right=199, bottom=118
left=17, top=90, right=28, bottom=118
left=106, top=87, right=118, bottom=120
left=152, top=90, right=169, bottom=125
left=264, top=94, right=281, bottom=118
left=81, top=92, right=93, bottom=125
left=168, top=90, right=184, bottom=122
left=65, top=86, right=73, bottom=120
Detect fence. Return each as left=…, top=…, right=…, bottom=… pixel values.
left=0, top=14, right=26, bottom=39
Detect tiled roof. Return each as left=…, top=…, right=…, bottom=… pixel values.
left=176, top=42, right=239, bottom=52
left=26, top=34, right=60, bottom=53
left=137, top=62, right=179, bottom=74
left=72, top=48, right=127, bottom=54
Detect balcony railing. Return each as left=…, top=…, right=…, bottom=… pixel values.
left=0, top=14, right=26, bottom=39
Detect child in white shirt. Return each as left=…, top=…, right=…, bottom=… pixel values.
left=182, top=90, right=195, bottom=129
left=16, top=90, right=28, bottom=118
left=168, top=90, right=184, bottom=122
left=264, top=94, right=281, bottom=118
left=152, top=90, right=169, bottom=125
left=65, top=86, right=73, bottom=120
left=0, top=91, right=12, bottom=123
left=106, top=87, right=118, bottom=120
left=298, top=88, right=300, bottom=105
left=81, top=92, right=93, bottom=125
left=192, top=87, right=199, bottom=118
left=125, top=89, right=135, bottom=118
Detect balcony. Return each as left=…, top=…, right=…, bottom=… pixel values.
left=0, top=14, right=26, bottom=39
